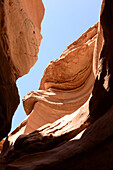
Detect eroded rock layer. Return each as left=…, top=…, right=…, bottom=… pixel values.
left=6, top=23, right=98, bottom=143
left=4, top=0, right=44, bottom=78
left=3, top=104, right=113, bottom=169
left=1, top=0, right=113, bottom=169
left=22, top=23, right=97, bottom=134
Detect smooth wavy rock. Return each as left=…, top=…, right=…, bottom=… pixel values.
left=40, top=24, right=98, bottom=91
left=22, top=24, right=97, bottom=134
left=3, top=1, right=113, bottom=169
left=5, top=23, right=98, bottom=145
left=6, top=23, right=98, bottom=145
left=2, top=0, right=113, bottom=169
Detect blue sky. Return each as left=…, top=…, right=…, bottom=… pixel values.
left=11, top=0, right=102, bottom=131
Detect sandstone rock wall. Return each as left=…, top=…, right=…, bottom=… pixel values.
left=4, top=0, right=44, bottom=78
left=0, top=1, right=19, bottom=140
left=23, top=23, right=97, bottom=134
left=0, top=0, right=44, bottom=140
left=6, top=23, right=98, bottom=143
left=1, top=0, right=113, bottom=169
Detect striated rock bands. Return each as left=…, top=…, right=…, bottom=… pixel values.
left=6, top=23, right=98, bottom=143
left=3, top=104, right=113, bottom=169
left=1, top=0, right=113, bottom=169
left=21, top=23, right=98, bottom=134
left=39, top=23, right=98, bottom=91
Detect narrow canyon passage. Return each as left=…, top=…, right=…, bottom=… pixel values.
left=2, top=1, right=113, bottom=170
left=12, top=0, right=102, bottom=131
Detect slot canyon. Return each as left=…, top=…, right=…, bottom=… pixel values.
left=0, top=0, right=113, bottom=169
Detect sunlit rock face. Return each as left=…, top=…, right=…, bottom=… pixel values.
left=0, top=0, right=44, bottom=140
left=4, top=0, right=44, bottom=78
left=6, top=24, right=98, bottom=145
left=1, top=0, right=113, bottom=169
left=22, top=24, right=98, bottom=134
left=6, top=23, right=98, bottom=144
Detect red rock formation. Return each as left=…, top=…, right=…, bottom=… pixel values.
left=1, top=0, right=113, bottom=169
left=0, top=0, right=44, bottom=140
left=3, top=105, right=113, bottom=169
left=0, top=0, right=19, bottom=140
left=6, top=23, right=97, bottom=144
left=4, top=0, right=44, bottom=78
left=23, top=24, right=97, bottom=133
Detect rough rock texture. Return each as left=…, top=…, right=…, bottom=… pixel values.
left=4, top=0, right=44, bottom=78
left=1, top=0, right=113, bottom=169
left=0, top=0, right=44, bottom=140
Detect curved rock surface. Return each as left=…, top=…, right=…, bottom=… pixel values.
left=1, top=0, right=113, bottom=169
left=3, top=104, right=113, bottom=169
left=6, top=23, right=98, bottom=143
left=22, top=23, right=97, bottom=134
left=39, top=24, right=98, bottom=91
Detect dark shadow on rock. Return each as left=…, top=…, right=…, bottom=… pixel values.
left=89, top=0, right=113, bottom=120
